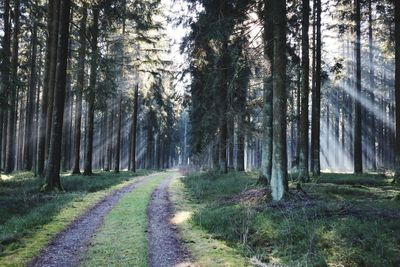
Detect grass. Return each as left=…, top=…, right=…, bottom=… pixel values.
left=169, top=174, right=252, bottom=266
left=0, top=170, right=152, bottom=267
left=178, top=171, right=400, bottom=267
left=82, top=172, right=175, bottom=267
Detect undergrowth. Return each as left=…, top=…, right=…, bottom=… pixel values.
left=181, top=171, right=400, bottom=266
left=0, top=170, right=152, bottom=265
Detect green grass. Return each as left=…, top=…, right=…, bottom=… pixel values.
left=0, top=170, right=152, bottom=266
left=82, top=172, right=175, bottom=267
left=169, top=176, right=251, bottom=266
left=179, top=171, right=400, bottom=266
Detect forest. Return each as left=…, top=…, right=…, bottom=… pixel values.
left=0, top=0, right=399, bottom=266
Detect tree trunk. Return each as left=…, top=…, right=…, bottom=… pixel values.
left=23, top=21, right=38, bottom=171
left=271, top=0, right=288, bottom=201
left=44, top=0, right=71, bottom=190
left=0, top=0, right=11, bottom=173
left=72, top=4, right=87, bottom=174
left=45, top=0, right=61, bottom=158
left=38, top=0, right=56, bottom=177
left=114, top=98, right=122, bottom=173
left=261, top=0, right=274, bottom=182
left=395, top=0, right=400, bottom=181
left=5, top=0, right=20, bottom=173
left=83, top=6, right=99, bottom=176
left=353, top=0, right=363, bottom=174
left=130, top=85, right=139, bottom=172
left=368, top=0, right=377, bottom=171
left=311, top=0, right=321, bottom=176
left=298, top=0, right=310, bottom=181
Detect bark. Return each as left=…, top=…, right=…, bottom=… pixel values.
left=218, top=40, right=229, bottom=173
left=62, top=9, right=74, bottom=172
left=45, top=0, right=61, bottom=158
left=271, top=0, right=288, bottom=201
left=311, top=0, right=321, bottom=176
left=130, top=85, right=139, bottom=172
left=23, top=21, right=38, bottom=171
left=44, top=0, right=71, bottom=190
left=83, top=6, right=99, bottom=176
left=0, top=0, right=11, bottom=173
left=368, top=0, right=377, bottom=171
left=72, top=4, right=87, bottom=174
left=395, top=0, right=400, bottom=180
left=114, top=98, right=122, bottom=173
left=5, top=0, right=20, bottom=173
left=353, top=0, right=363, bottom=174
left=298, top=0, right=310, bottom=181
left=261, top=0, right=274, bottom=182
left=38, top=0, right=56, bottom=177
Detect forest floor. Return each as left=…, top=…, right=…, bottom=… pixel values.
left=176, top=171, right=400, bottom=267
left=0, top=170, right=199, bottom=267
left=1, top=170, right=399, bottom=267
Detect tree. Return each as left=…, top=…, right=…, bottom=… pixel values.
left=260, top=0, right=274, bottom=183
left=44, top=0, right=72, bottom=190
left=83, top=6, right=100, bottom=176
left=0, top=0, right=11, bottom=173
left=5, top=0, right=20, bottom=173
left=130, top=85, right=139, bottom=172
left=298, top=0, right=310, bottom=181
left=72, top=3, right=88, bottom=175
left=353, top=0, right=363, bottom=174
left=311, top=0, right=321, bottom=176
left=395, top=0, right=400, bottom=182
left=23, top=13, right=38, bottom=171
left=271, top=0, right=289, bottom=201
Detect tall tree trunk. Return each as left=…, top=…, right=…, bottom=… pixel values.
left=114, top=98, right=122, bottom=173
left=311, top=0, right=321, bottom=176
left=44, top=0, right=71, bottom=190
left=0, top=0, right=11, bottom=174
left=23, top=21, right=38, bottom=171
left=38, top=0, right=56, bottom=177
left=62, top=9, right=74, bottom=172
left=83, top=6, right=99, bottom=176
left=261, top=0, right=274, bottom=182
left=5, top=0, right=20, bottom=173
left=45, top=0, right=61, bottom=158
left=353, top=0, right=363, bottom=174
left=298, top=0, right=310, bottom=181
left=271, top=0, right=288, bottom=201
left=368, top=0, right=377, bottom=171
left=72, top=4, right=87, bottom=174
left=218, top=40, right=229, bottom=173
left=394, top=0, right=400, bottom=181
left=130, top=85, right=139, bottom=172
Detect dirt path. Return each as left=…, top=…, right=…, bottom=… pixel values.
left=147, top=176, right=194, bottom=267
left=28, top=173, right=159, bottom=267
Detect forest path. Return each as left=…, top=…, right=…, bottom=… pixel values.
left=28, top=172, right=161, bottom=267
left=147, top=173, right=194, bottom=267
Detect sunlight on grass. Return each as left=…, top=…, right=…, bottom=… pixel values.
left=169, top=177, right=252, bottom=267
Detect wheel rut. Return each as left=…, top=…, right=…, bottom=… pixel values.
left=28, top=173, right=159, bottom=267
left=147, top=175, right=195, bottom=267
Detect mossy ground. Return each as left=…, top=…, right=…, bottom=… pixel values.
left=0, top=170, right=152, bottom=266
left=177, top=171, right=400, bottom=266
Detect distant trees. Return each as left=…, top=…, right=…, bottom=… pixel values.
left=0, top=0, right=182, bottom=187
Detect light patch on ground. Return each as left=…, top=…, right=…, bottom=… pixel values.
left=170, top=211, right=192, bottom=225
